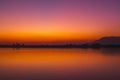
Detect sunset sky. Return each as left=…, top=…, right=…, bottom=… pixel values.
left=0, top=0, right=120, bottom=44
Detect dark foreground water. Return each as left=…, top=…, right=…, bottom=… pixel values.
left=0, top=48, right=120, bottom=80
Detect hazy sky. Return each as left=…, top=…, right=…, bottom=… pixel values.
left=0, top=0, right=120, bottom=43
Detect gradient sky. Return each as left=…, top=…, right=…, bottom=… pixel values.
left=0, top=0, right=120, bottom=43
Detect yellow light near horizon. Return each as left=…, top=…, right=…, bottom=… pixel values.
left=0, top=30, right=98, bottom=43
left=0, top=24, right=102, bottom=43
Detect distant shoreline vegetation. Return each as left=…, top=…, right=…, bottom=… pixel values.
left=0, top=36, right=120, bottom=48
left=0, top=43, right=120, bottom=48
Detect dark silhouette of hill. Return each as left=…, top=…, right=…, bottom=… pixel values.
left=0, top=36, right=120, bottom=48
left=93, top=36, right=120, bottom=45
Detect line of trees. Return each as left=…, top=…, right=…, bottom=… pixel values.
left=0, top=43, right=120, bottom=48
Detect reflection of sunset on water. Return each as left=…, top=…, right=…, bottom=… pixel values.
left=0, top=48, right=120, bottom=69
left=0, top=48, right=120, bottom=80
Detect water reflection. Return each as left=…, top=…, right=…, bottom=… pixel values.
left=0, top=48, right=120, bottom=80
left=100, top=48, right=120, bottom=55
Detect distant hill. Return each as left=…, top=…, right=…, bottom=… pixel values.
left=93, top=36, right=120, bottom=45
left=0, top=36, right=120, bottom=48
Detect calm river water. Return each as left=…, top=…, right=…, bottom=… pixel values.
left=0, top=48, right=120, bottom=80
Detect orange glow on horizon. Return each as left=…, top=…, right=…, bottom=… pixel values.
left=0, top=29, right=101, bottom=43
left=0, top=0, right=120, bottom=43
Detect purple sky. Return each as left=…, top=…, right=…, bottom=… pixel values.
left=0, top=0, right=120, bottom=43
